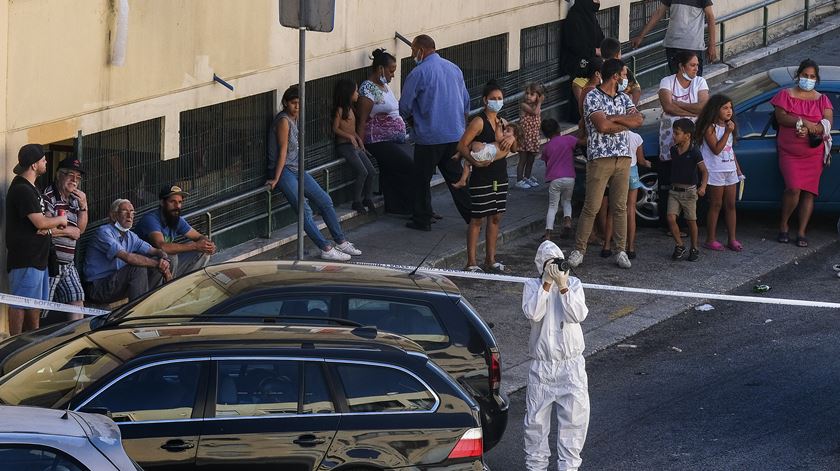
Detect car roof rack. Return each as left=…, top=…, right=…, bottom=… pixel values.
left=100, top=314, right=363, bottom=329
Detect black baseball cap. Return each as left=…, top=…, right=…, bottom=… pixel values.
left=159, top=185, right=190, bottom=200
left=57, top=156, right=85, bottom=175
left=13, top=144, right=46, bottom=175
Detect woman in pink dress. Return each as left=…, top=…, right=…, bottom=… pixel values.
left=771, top=59, right=833, bottom=247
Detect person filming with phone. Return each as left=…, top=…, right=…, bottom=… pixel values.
left=521, top=240, right=590, bottom=471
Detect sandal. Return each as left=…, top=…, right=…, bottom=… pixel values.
left=777, top=232, right=790, bottom=244
left=703, top=241, right=725, bottom=251
left=463, top=265, right=484, bottom=273
left=832, top=264, right=840, bottom=272
left=483, top=261, right=506, bottom=273
left=726, top=240, right=743, bottom=252
left=796, top=236, right=809, bottom=248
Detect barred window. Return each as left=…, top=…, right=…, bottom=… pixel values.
left=521, top=21, right=561, bottom=68
left=596, top=6, right=620, bottom=41
left=629, top=0, right=668, bottom=38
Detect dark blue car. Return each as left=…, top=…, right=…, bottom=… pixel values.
left=634, top=66, right=840, bottom=224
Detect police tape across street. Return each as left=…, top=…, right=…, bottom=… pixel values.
left=1, top=261, right=840, bottom=319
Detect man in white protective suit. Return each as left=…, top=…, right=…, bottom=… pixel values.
left=522, top=240, right=590, bottom=471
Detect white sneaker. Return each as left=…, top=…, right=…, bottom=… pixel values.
left=567, top=250, right=584, bottom=268
left=515, top=180, right=531, bottom=190
left=615, top=251, right=632, bottom=269
left=335, top=241, right=362, bottom=256
left=321, top=247, right=351, bottom=261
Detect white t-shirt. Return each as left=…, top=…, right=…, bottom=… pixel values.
left=659, top=74, right=710, bottom=110
left=627, top=131, right=643, bottom=167
left=700, top=123, right=737, bottom=172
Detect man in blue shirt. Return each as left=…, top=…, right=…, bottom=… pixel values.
left=135, top=185, right=216, bottom=278
left=84, top=198, right=171, bottom=303
left=399, top=34, right=472, bottom=231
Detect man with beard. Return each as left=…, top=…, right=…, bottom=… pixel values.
left=5, top=144, right=68, bottom=334
left=134, top=185, right=215, bottom=278
left=43, top=156, right=89, bottom=321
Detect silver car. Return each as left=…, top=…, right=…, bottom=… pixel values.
left=0, top=405, right=140, bottom=471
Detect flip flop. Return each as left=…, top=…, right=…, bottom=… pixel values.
left=726, top=240, right=743, bottom=252
left=703, top=241, right=725, bottom=251
left=796, top=236, right=808, bottom=248
left=777, top=232, right=790, bottom=244
left=483, top=261, right=506, bottom=273
left=832, top=264, right=840, bottom=272
left=464, top=265, right=484, bottom=273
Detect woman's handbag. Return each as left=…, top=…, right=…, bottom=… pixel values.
left=809, top=132, right=824, bottom=148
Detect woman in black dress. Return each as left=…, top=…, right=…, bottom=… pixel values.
left=458, top=80, right=516, bottom=272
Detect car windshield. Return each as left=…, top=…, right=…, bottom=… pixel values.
left=720, top=71, right=779, bottom=105
left=109, top=269, right=231, bottom=322
left=0, top=338, right=121, bottom=408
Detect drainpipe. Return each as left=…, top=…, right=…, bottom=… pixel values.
left=110, top=0, right=129, bottom=66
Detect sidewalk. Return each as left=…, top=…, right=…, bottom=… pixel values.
left=211, top=17, right=840, bottom=394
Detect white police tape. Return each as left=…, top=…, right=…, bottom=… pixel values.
left=354, top=262, right=840, bottom=309
left=0, top=293, right=109, bottom=317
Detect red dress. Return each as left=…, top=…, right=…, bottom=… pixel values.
left=770, top=88, right=833, bottom=195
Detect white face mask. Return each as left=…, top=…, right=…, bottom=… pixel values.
left=114, top=222, right=131, bottom=233
left=617, top=78, right=629, bottom=93
left=798, top=77, right=816, bottom=91
left=487, top=99, right=504, bottom=113
left=682, top=72, right=693, bottom=81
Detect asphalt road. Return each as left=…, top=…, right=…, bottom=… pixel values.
left=485, top=241, right=840, bottom=470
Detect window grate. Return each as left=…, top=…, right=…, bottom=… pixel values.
left=596, top=6, right=620, bottom=41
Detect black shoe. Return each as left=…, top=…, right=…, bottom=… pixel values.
left=600, top=249, right=613, bottom=258
left=687, top=248, right=700, bottom=262
left=672, top=245, right=686, bottom=261
left=351, top=202, right=367, bottom=214
left=627, top=250, right=636, bottom=260
left=406, top=221, right=431, bottom=232
left=363, top=199, right=376, bottom=214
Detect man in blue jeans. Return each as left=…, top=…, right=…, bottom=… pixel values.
left=399, top=34, right=472, bottom=231
left=4, top=144, right=68, bottom=335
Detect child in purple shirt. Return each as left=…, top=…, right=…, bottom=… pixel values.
left=541, top=119, right=584, bottom=240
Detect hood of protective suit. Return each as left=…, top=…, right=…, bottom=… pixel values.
left=535, top=240, right=565, bottom=274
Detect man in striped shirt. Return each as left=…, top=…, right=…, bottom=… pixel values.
left=43, top=157, right=88, bottom=320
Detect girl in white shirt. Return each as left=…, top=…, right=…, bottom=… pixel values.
left=695, top=94, right=745, bottom=252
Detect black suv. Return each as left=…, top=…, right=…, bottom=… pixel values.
left=0, top=261, right=509, bottom=450
left=0, top=323, right=485, bottom=470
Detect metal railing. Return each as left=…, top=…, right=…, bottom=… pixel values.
left=624, top=0, right=837, bottom=82
left=188, top=0, right=837, bottom=246
left=182, top=158, right=353, bottom=240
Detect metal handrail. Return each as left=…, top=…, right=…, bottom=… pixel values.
left=189, top=0, right=834, bottom=245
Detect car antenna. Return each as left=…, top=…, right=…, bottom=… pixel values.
left=61, top=365, right=85, bottom=420
left=409, top=234, right=446, bottom=277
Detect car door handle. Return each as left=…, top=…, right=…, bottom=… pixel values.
left=293, top=434, right=326, bottom=447
left=160, top=439, right=195, bottom=452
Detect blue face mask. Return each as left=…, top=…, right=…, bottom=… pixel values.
left=798, top=77, right=816, bottom=91
left=413, top=51, right=424, bottom=66
left=487, top=99, right=504, bottom=113
left=379, top=75, right=390, bottom=85
left=617, top=78, right=629, bottom=93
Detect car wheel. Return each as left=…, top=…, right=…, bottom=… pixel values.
left=636, top=171, right=660, bottom=227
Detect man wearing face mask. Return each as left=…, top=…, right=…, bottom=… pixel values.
left=568, top=59, right=643, bottom=270
left=84, top=198, right=172, bottom=304
left=399, top=34, right=472, bottom=231
left=522, top=240, right=590, bottom=471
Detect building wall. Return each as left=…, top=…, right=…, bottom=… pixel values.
left=0, top=0, right=829, bottom=333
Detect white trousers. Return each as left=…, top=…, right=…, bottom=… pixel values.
left=523, top=355, right=590, bottom=471
left=546, top=178, right=575, bottom=230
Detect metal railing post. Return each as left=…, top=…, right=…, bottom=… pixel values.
left=325, top=169, right=331, bottom=192
left=205, top=212, right=213, bottom=240
left=805, top=0, right=811, bottom=29
left=631, top=55, right=637, bottom=78
left=719, top=23, right=726, bottom=62
left=763, top=6, right=769, bottom=46
left=266, top=190, right=273, bottom=239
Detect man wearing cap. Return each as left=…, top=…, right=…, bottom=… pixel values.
left=84, top=198, right=172, bottom=304
left=4, top=144, right=68, bottom=335
left=43, top=156, right=88, bottom=320
left=134, top=185, right=216, bottom=278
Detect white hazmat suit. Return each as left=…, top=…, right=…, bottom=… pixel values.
left=522, top=240, right=590, bottom=471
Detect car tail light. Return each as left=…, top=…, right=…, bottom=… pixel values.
left=489, top=350, right=501, bottom=392
left=448, top=427, right=483, bottom=459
